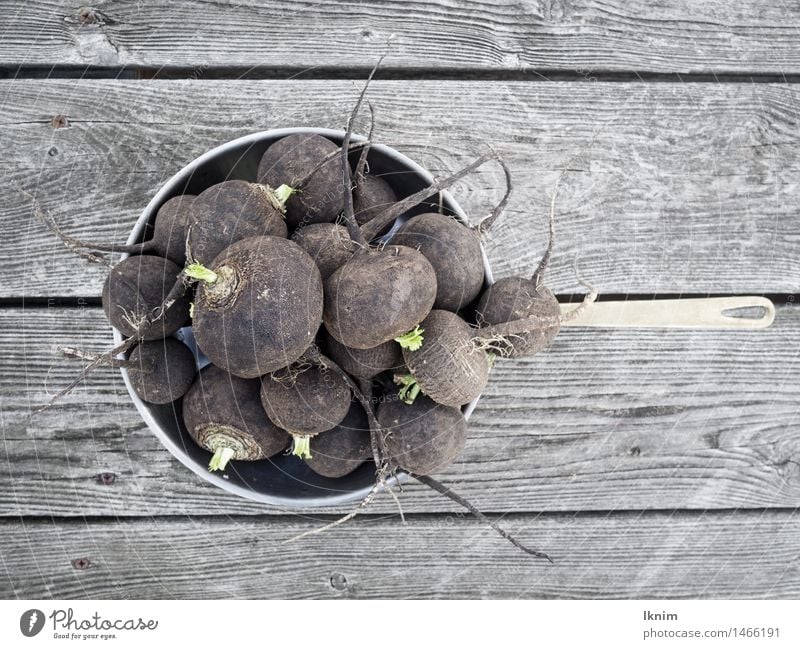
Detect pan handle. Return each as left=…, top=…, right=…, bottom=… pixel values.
left=559, top=296, right=775, bottom=329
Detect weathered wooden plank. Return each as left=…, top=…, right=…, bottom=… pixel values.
left=3, top=305, right=798, bottom=516
left=3, top=1, right=800, bottom=75
left=2, top=79, right=800, bottom=297
left=2, top=511, right=798, bottom=598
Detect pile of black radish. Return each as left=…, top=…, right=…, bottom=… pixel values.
left=31, top=63, right=596, bottom=562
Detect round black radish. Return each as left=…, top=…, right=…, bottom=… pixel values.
left=402, top=309, right=489, bottom=408
left=127, top=338, right=196, bottom=404
left=304, top=401, right=372, bottom=478
left=147, top=194, right=195, bottom=266
left=354, top=173, right=397, bottom=227
left=290, top=223, right=357, bottom=280
left=260, top=356, right=351, bottom=459
left=257, top=133, right=346, bottom=229
left=324, top=245, right=437, bottom=350
left=101, top=255, right=190, bottom=340
left=191, top=235, right=324, bottom=379
left=377, top=395, right=467, bottom=475
left=187, top=180, right=289, bottom=265
left=323, top=329, right=403, bottom=380
left=393, top=212, right=484, bottom=312
left=183, top=364, right=290, bottom=471
left=475, top=277, right=561, bottom=357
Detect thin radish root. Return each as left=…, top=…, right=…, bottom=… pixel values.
left=476, top=151, right=513, bottom=236
left=282, top=480, right=383, bottom=545
left=338, top=53, right=386, bottom=249
left=411, top=474, right=552, bottom=562
left=18, top=184, right=112, bottom=266
left=354, top=100, right=376, bottom=184
left=360, top=150, right=501, bottom=242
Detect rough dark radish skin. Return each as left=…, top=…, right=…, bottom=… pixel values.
left=475, top=277, right=561, bottom=357
left=304, top=401, right=373, bottom=478
left=324, top=245, right=437, bottom=349
left=127, top=338, right=196, bottom=405
left=260, top=360, right=351, bottom=438
left=257, top=134, right=346, bottom=229
left=378, top=395, right=467, bottom=475
left=354, top=173, right=398, bottom=227
left=183, top=365, right=290, bottom=471
left=403, top=309, right=490, bottom=407
left=187, top=180, right=288, bottom=265
left=290, top=223, right=357, bottom=280
left=323, top=329, right=403, bottom=380
left=393, top=212, right=485, bottom=312
left=101, top=255, right=190, bottom=340
left=147, top=194, right=196, bottom=267
left=192, top=236, right=323, bottom=378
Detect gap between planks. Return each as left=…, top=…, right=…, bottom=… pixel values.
left=1, top=507, right=799, bottom=525
left=5, top=66, right=800, bottom=84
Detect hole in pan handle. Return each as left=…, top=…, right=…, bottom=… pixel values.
left=559, top=296, right=776, bottom=329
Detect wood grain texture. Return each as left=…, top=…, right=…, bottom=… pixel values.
left=3, top=305, right=798, bottom=517
left=2, top=511, right=798, bottom=598
left=2, top=79, right=800, bottom=297
left=2, top=1, right=800, bottom=75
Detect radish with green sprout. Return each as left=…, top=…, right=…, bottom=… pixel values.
left=259, top=355, right=352, bottom=459
left=257, top=133, right=347, bottom=229
left=102, top=255, right=191, bottom=340
left=187, top=234, right=324, bottom=378
left=187, top=179, right=291, bottom=265
left=183, top=365, right=290, bottom=472
left=401, top=309, right=490, bottom=407
left=304, top=402, right=373, bottom=478
left=324, top=244, right=438, bottom=350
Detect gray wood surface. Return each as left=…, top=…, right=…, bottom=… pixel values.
left=2, top=511, right=798, bottom=599
left=3, top=80, right=799, bottom=297
left=2, top=3, right=799, bottom=601
left=5, top=305, right=798, bottom=516
left=2, top=1, right=800, bottom=75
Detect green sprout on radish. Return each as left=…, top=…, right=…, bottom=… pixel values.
left=208, top=446, right=236, bottom=472
left=394, top=326, right=424, bottom=351
left=394, top=373, right=422, bottom=405
left=291, top=435, right=313, bottom=460
left=265, top=183, right=296, bottom=214
left=184, top=262, right=218, bottom=284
